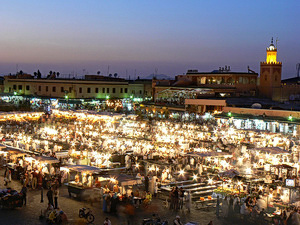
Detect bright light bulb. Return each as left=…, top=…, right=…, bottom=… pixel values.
left=246, top=167, right=252, bottom=174
left=193, top=174, right=198, bottom=181
left=179, top=169, right=184, bottom=176
left=269, top=194, right=273, bottom=199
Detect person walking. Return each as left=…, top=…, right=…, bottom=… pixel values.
left=174, top=215, right=183, bottom=225
left=47, top=188, right=54, bottom=207
left=216, top=195, right=220, bottom=218
left=145, top=175, right=149, bottom=192
left=53, top=187, right=59, bottom=209
left=154, top=179, right=158, bottom=198
left=179, top=187, right=185, bottom=210
left=169, top=187, right=175, bottom=210
left=222, top=196, right=229, bottom=218
left=21, top=185, right=28, bottom=206
left=174, top=186, right=179, bottom=211
left=185, top=191, right=191, bottom=213
left=4, top=167, right=9, bottom=186
left=103, top=217, right=112, bottom=225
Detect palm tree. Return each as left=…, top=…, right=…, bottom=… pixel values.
left=37, top=70, right=42, bottom=79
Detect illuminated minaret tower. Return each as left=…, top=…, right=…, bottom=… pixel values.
left=259, top=38, right=282, bottom=100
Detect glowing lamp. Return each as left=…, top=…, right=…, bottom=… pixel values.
left=179, top=169, right=185, bottom=176
left=269, top=193, right=273, bottom=199
left=246, top=167, right=252, bottom=174
left=193, top=174, right=198, bottom=181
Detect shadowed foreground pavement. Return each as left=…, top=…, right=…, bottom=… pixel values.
left=0, top=169, right=241, bottom=225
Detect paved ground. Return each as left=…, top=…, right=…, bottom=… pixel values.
left=0, top=169, right=237, bottom=225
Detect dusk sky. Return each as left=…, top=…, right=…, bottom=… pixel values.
left=0, top=0, right=299, bottom=79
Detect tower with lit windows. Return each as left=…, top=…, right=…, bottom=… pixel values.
left=259, top=38, right=282, bottom=100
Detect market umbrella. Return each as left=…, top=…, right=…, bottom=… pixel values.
left=219, top=169, right=239, bottom=178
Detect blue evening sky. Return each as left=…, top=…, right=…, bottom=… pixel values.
left=0, top=0, right=299, bottom=78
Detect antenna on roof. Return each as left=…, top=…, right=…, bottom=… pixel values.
left=276, top=38, right=279, bottom=48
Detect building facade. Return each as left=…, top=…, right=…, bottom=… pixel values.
left=3, top=75, right=152, bottom=100
left=152, top=69, right=258, bottom=109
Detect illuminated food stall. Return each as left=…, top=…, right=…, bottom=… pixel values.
left=61, top=165, right=110, bottom=200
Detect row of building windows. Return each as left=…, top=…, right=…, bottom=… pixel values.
left=12, top=85, right=143, bottom=95
left=37, top=86, right=73, bottom=93
left=13, top=85, right=30, bottom=91
left=81, top=87, right=129, bottom=94
left=201, top=77, right=256, bottom=85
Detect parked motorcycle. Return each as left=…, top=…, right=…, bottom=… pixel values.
left=79, top=207, right=95, bottom=223
left=142, top=214, right=168, bottom=225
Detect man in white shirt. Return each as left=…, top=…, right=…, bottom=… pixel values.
left=103, top=217, right=112, bottom=225
left=174, top=215, right=183, bottom=225
left=256, top=196, right=267, bottom=212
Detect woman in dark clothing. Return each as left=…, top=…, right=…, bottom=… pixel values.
left=47, top=188, right=54, bottom=206
left=110, top=193, right=118, bottom=213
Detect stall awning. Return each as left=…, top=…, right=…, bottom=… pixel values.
left=219, top=169, right=239, bottom=178
left=186, top=151, right=232, bottom=158
left=114, top=174, right=142, bottom=186
left=63, top=165, right=103, bottom=173
left=58, top=99, right=82, bottom=104
left=271, top=164, right=294, bottom=169
left=6, top=148, right=27, bottom=156
left=253, top=147, right=290, bottom=154
left=33, top=155, right=60, bottom=164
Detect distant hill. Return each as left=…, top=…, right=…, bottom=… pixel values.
left=144, top=74, right=173, bottom=80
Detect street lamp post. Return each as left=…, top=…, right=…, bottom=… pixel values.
left=65, top=95, right=69, bottom=109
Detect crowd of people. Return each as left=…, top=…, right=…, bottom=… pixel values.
left=0, top=109, right=300, bottom=225
left=215, top=192, right=300, bottom=224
